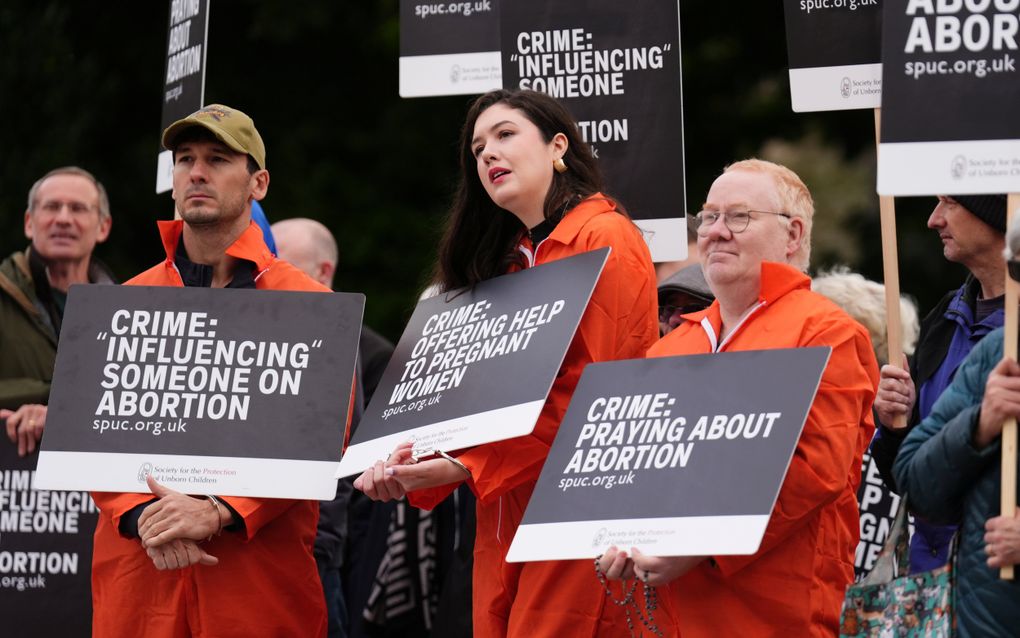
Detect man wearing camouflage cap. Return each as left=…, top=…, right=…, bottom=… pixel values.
left=90, top=105, right=332, bottom=637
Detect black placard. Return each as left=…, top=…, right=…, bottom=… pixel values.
left=0, top=442, right=97, bottom=638
left=782, top=0, right=883, bottom=111
left=157, top=0, right=210, bottom=193
left=338, top=248, right=608, bottom=477
left=35, top=286, right=363, bottom=499
left=877, top=0, right=1020, bottom=194
left=854, top=451, right=901, bottom=579
left=399, top=0, right=502, bottom=97
left=499, top=1, right=686, bottom=259
left=161, top=0, right=209, bottom=130
left=508, top=348, right=830, bottom=562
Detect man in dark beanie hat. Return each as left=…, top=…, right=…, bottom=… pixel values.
left=872, top=193, right=1007, bottom=573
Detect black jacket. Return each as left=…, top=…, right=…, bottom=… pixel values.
left=871, top=278, right=974, bottom=491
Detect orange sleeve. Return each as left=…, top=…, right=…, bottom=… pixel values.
left=408, top=478, right=469, bottom=511
left=713, top=317, right=878, bottom=576
left=91, top=490, right=304, bottom=541
left=90, top=492, right=157, bottom=534
left=216, top=496, right=303, bottom=540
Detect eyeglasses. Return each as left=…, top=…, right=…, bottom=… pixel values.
left=35, top=200, right=95, bottom=216
left=658, top=302, right=710, bottom=324
left=693, top=210, right=791, bottom=235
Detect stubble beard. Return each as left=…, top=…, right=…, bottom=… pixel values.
left=177, top=195, right=246, bottom=229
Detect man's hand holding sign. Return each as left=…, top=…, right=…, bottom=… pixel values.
left=874, top=355, right=916, bottom=431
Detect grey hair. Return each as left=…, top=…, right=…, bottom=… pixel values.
left=812, top=266, right=919, bottom=365
left=27, top=166, right=111, bottom=221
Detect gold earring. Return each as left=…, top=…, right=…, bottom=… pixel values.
left=553, top=157, right=568, bottom=174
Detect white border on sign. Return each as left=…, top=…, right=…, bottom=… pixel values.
left=156, top=150, right=174, bottom=194
left=878, top=139, right=1020, bottom=196
left=399, top=51, right=502, bottom=98
left=506, top=515, right=770, bottom=562
left=336, top=399, right=544, bottom=478
left=636, top=217, right=688, bottom=262
left=788, top=63, right=882, bottom=113
left=34, top=451, right=339, bottom=500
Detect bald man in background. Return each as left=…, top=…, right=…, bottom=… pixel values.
left=271, top=218, right=393, bottom=400
left=272, top=217, right=394, bottom=638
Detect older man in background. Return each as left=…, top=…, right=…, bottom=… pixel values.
left=1, top=167, right=114, bottom=456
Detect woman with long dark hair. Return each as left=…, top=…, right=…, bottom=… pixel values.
left=355, top=89, right=660, bottom=637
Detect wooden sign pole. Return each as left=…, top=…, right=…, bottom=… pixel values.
left=873, top=108, right=906, bottom=429
left=1001, top=194, right=1019, bottom=580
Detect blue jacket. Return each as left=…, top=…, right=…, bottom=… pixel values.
left=872, top=278, right=1004, bottom=572
left=894, top=327, right=1020, bottom=637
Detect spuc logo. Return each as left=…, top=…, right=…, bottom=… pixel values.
left=951, top=155, right=967, bottom=180
left=840, top=77, right=851, bottom=99
left=592, top=527, right=608, bottom=548
left=450, top=64, right=462, bottom=84
left=137, top=462, right=153, bottom=483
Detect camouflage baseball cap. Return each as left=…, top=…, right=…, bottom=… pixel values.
left=161, top=104, right=266, bottom=169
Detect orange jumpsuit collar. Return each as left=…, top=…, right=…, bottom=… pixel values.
left=156, top=218, right=275, bottom=273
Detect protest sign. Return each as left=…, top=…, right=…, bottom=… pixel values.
left=156, top=0, right=210, bottom=193
left=507, top=347, right=830, bottom=562
left=877, top=0, right=1020, bottom=195
left=500, top=1, right=686, bottom=262
left=0, top=442, right=97, bottom=638
left=782, top=0, right=882, bottom=112
left=399, top=0, right=502, bottom=97
left=854, top=451, right=901, bottom=580
left=34, top=285, right=363, bottom=500
left=337, top=248, right=608, bottom=477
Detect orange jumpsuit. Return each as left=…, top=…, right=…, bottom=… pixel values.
left=410, top=195, right=662, bottom=638
left=91, top=220, right=330, bottom=638
left=647, top=262, right=878, bottom=638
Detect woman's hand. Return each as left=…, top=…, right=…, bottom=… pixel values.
left=353, top=441, right=415, bottom=501
left=353, top=442, right=470, bottom=500
left=598, top=546, right=635, bottom=581
left=598, top=546, right=705, bottom=586
left=385, top=455, right=470, bottom=492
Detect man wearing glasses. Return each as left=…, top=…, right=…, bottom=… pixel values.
left=0, top=167, right=114, bottom=457
left=599, top=159, right=878, bottom=637
left=656, top=263, right=713, bottom=336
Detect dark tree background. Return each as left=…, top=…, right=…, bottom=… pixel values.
left=0, top=1, right=964, bottom=342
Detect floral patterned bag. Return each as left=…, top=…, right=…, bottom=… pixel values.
left=839, top=499, right=954, bottom=637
